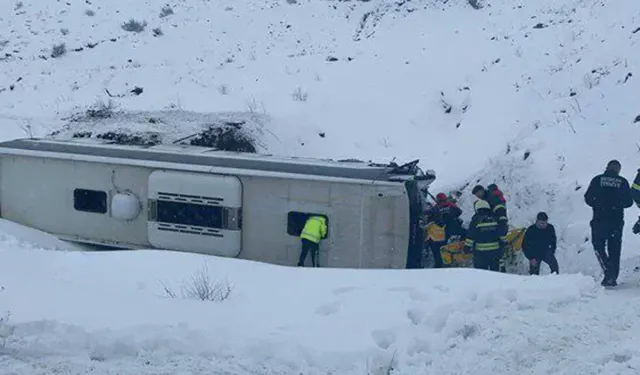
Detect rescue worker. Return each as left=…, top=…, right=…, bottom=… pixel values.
left=522, top=212, right=559, bottom=275
left=584, top=160, right=634, bottom=286
left=433, top=193, right=463, bottom=233
left=471, top=185, right=487, bottom=207
left=487, top=184, right=508, bottom=226
left=297, top=215, right=327, bottom=267
left=632, top=168, right=640, bottom=234
left=464, top=200, right=506, bottom=271
left=424, top=214, right=446, bottom=268
left=424, top=193, right=464, bottom=268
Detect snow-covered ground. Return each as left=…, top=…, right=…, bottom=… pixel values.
left=2, top=221, right=640, bottom=375
left=1, top=0, right=640, bottom=373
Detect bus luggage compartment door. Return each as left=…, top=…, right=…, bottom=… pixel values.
left=147, top=171, right=242, bottom=257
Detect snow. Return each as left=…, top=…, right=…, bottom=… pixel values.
left=1, top=0, right=640, bottom=373
left=2, top=223, right=640, bottom=374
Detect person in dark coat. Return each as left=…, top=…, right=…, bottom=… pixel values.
left=464, top=200, right=506, bottom=271
left=632, top=168, right=640, bottom=234
left=522, top=212, right=559, bottom=275
left=433, top=192, right=464, bottom=236
left=633, top=168, right=640, bottom=206
left=584, top=160, right=634, bottom=286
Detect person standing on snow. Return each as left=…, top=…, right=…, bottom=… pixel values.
left=632, top=168, right=640, bottom=234
left=522, top=212, right=559, bottom=275
left=425, top=193, right=464, bottom=267
left=584, top=160, right=634, bottom=287
left=464, top=200, right=506, bottom=271
left=487, top=184, right=508, bottom=226
left=297, top=215, right=327, bottom=267
left=433, top=193, right=464, bottom=234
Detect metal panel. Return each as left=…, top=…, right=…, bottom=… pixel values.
left=147, top=170, right=242, bottom=257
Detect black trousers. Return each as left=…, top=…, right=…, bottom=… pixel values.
left=473, top=249, right=501, bottom=271
left=429, top=240, right=446, bottom=268
left=298, top=239, right=319, bottom=267
left=591, top=219, right=624, bottom=282
left=529, top=252, right=559, bottom=275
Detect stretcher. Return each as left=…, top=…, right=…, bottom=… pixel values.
left=437, top=227, right=526, bottom=270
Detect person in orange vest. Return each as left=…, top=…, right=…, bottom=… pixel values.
left=297, top=215, right=327, bottom=267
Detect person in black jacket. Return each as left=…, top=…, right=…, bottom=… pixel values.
left=584, top=160, right=634, bottom=286
left=632, top=168, right=640, bottom=234
left=522, top=212, right=559, bottom=275
left=464, top=200, right=506, bottom=271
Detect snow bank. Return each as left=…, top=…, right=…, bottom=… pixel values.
left=2, top=226, right=640, bottom=374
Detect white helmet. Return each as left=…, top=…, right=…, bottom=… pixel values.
left=474, top=199, right=490, bottom=212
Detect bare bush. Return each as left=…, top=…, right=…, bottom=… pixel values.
left=86, top=99, right=118, bottom=119
left=291, top=87, right=308, bottom=102
left=152, top=27, right=163, bottom=37
left=60, top=28, right=69, bottom=36
left=160, top=264, right=233, bottom=302
left=20, top=120, right=34, bottom=138
left=0, top=286, right=14, bottom=348
left=467, top=0, right=483, bottom=9
left=218, top=84, right=230, bottom=95
left=51, top=43, right=66, bottom=58
left=121, top=19, right=147, bottom=33
left=85, top=9, right=95, bottom=16
left=159, top=5, right=174, bottom=18
left=67, top=99, right=119, bottom=122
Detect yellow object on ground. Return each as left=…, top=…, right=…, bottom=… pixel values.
left=438, top=227, right=526, bottom=269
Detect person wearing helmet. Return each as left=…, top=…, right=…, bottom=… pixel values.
left=584, top=160, right=634, bottom=286
left=464, top=199, right=507, bottom=271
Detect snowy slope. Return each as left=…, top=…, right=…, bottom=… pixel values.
left=1, top=0, right=639, bottom=274
left=1, top=0, right=640, bottom=373
left=2, top=224, right=640, bottom=375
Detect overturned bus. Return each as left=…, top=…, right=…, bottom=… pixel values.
left=0, top=137, right=435, bottom=269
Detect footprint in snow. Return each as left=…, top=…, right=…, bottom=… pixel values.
left=371, top=329, right=396, bottom=350
left=315, top=301, right=341, bottom=316
left=387, top=286, right=429, bottom=302
left=332, top=286, right=359, bottom=295
left=406, top=308, right=425, bottom=325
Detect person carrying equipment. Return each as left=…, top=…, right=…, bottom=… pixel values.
left=424, top=193, right=465, bottom=267
left=522, top=212, right=559, bottom=275
left=584, top=160, right=634, bottom=287
left=464, top=200, right=506, bottom=271
left=297, top=215, right=327, bottom=267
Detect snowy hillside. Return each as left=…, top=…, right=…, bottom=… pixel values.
left=2, top=0, right=639, bottom=274
left=1, top=0, right=640, bottom=373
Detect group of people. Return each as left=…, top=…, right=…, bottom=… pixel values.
left=424, top=160, right=640, bottom=283
left=294, top=160, right=640, bottom=285
left=423, top=183, right=558, bottom=274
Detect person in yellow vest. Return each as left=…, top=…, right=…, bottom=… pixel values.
left=297, top=215, right=327, bottom=267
